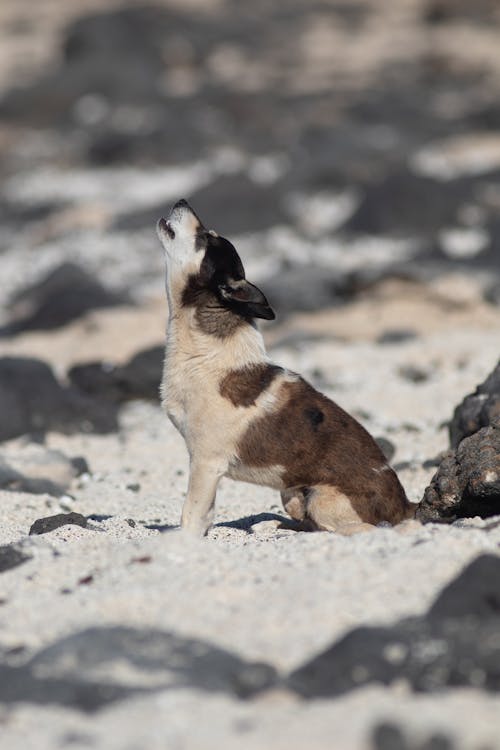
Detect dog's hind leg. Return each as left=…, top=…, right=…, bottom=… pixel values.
left=181, top=460, right=223, bottom=536
left=281, top=488, right=307, bottom=522
left=304, top=484, right=374, bottom=533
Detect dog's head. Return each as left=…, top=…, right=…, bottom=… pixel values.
left=157, top=199, right=274, bottom=326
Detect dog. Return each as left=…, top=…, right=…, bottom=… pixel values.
left=157, top=199, right=413, bottom=536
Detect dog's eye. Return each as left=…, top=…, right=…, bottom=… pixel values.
left=166, top=222, right=175, bottom=240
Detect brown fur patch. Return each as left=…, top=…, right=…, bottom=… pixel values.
left=238, top=377, right=411, bottom=524
left=220, top=364, right=283, bottom=407
left=181, top=276, right=246, bottom=338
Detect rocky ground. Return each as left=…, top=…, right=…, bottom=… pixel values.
left=1, top=0, right=500, bottom=748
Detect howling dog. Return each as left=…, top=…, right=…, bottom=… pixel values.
left=157, top=199, right=412, bottom=536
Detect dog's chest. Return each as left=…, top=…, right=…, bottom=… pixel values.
left=161, top=364, right=192, bottom=437
left=161, top=350, right=222, bottom=443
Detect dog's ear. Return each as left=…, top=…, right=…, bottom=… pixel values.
left=219, top=279, right=275, bottom=320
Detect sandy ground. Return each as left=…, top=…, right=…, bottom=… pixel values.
left=1, top=286, right=500, bottom=749
left=1, top=0, right=500, bottom=747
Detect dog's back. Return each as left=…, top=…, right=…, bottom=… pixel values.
left=223, top=365, right=412, bottom=530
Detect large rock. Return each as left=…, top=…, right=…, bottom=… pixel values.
left=449, top=360, right=500, bottom=448
left=417, top=360, right=500, bottom=523
left=0, top=626, right=277, bottom=712
left=417, top=422, right=500, bottom=523
left=344, top=170, right=470, bottom=236
left=2, top=263, right=128, bottom=335
left=68, top=345, right=164, bottom=403
left=288, top=554, right=500, bottom=698
left=115, top=174, right=287, bottom=235
left=0, top=357, right=117, bottom=442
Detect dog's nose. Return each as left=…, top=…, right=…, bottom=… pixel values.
left=172, top=198, right=190, bottom=211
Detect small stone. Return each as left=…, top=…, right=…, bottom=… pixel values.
left=126, top=483, right=140, bottom=493
left=29, top=512, right=88, bottom=535
left=377, top=329, right=417, bottom=345
left=398, top=365, right=429, bottom=383
left=78, top=575, right=94, bottom=586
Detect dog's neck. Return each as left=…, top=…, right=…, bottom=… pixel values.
left=165, top=304, right=268, bottom=376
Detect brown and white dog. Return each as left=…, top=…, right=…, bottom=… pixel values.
left=157, top=199, right=413, bottom=536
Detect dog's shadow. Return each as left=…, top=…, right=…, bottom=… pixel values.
left=215, top=512, right=303, bottom=533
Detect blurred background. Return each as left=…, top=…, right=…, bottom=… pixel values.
left=0, top=0, right=500, bottom=381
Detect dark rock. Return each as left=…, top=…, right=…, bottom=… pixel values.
left=375, top=437, right=396, bottom=462
left=115, top=175, right=287, bottom=235
left=449, top=360, right=500, bottom=448
left=116, top=346, right=163, bottom=400
left=87, top=131, right=138, bottom=166
left=0, top=663, right=147, bottom=712
left=371, top=723, right=455, bottom=750
left=70, top=456, right=90, bottom=476
left=428, top=554, right=500, bottom=620
left=262, top=264, right=419, bottom=317
left=67, top=362, right=122, bottom=402
left=0, top=7, right=185, bottom=127
left=2, top=263, right=128, bottom=335
left=288, top=554, right=500, bottom=699
left=0, top=545, right=31, bottom=574
left=376, top=329, right=418, bottom=345
left=484, top=280, right=500, bottom=306
left=0, top=626, right=277, bottom=711
left=288, top=616, right=500, bottom=697
left=393, top=461, right=412, bottom=472
left=261, top=265, right=350, bottom=315
left=422, top=0, right=500, bottom=27
left=344, top=170, right=470, bottom=236
left=417, top=422, right=500, bottom=522
left=29, top=512, right=88, bottom=536
left=371, top=723, right=409, bottom=750
left=32, top=626, right=276, bottom=698
left=68, top=345, right=163, bottom=403
left=398, top=365, right=430, bottom=383
left=188, top=175, right=287, bottom=235
left=0, top=357, right=118, bottom=442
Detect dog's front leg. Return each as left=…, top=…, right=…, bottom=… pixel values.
left=181, top=460, right=223, bottom=536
